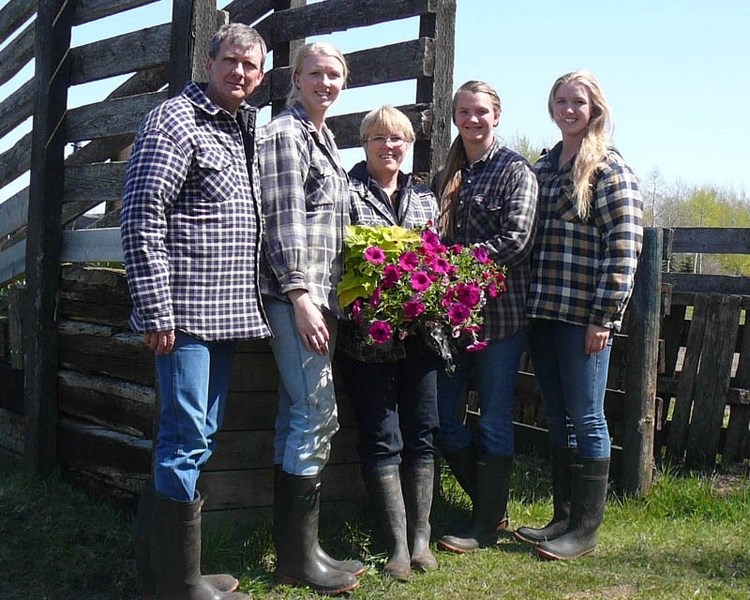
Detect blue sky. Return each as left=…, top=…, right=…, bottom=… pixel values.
left=1, top=0, right=748, bottom=202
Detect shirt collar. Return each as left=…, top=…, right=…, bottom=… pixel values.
left=183, top=81, right=254, bottom=118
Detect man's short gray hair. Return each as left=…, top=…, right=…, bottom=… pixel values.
left=209, top=23, right=267, bottom=68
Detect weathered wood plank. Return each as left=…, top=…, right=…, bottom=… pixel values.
left=671, top=227, right=750, bottom=255
left=230, top=353, right=280, bottom=392
left=63, top=161, right=128, bottom=203
left=0, top=19, right=34, bottom=87
left=685, top=294, right=741, bottom=469
left=223, top=0, right=275, bottom=25
left=664, top=294, right=709, bottom=462
left=74, top=0, right=158, bottom=25
left=723, top=404, right=750, bottom=464
left=0, top=240, right=26, bottom=289
left=622, top=227, right=662, bottom=496
left=0, top=361, right=24, bottom=415
left=670, top=291, right=750, bottom=311
left=0, top=406, right=24, bottom=455
left=0, top=77, right=33, bottom=140
left=0, top=131, right=31, bottom=191
left=59, top=264, right=132, bottom=328
left=663, top=272, right=750, bottom=296
left=326, top=104, right=431, bottom=150
left=58, top=369, right=154, bottom=438
left=0, top=0, right=36, bottom=45
left=61, top=228, right=125, bottom=263
left=69, top=24, right=170, bottom=86
left=659, top=304, right=687, bottom=378
left=169, top=0, right=219, bottom=96
left=65, top=92, right=166, bottom=142
left=0, top=187, right=29, bottom=240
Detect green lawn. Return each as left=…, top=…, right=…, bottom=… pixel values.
left=1, top=450, right=748, bottom=599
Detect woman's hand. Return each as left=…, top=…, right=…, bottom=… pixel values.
left=584, top=324, right=610, bottom=356
left=288, top=289, right=330, bottom=355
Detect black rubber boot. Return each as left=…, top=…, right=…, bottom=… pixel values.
left=135, top=482, right=239, bottom=599
left=273, top=467, right=364, bottom=577
left=363, top=465, right=412, bottom=581
left=515, top=448, right=576, bottom=545
left=274, top=471, right=359, bottom=594
left=536, top=457, right=610, bottom=561
left=402, top=460, right=437, bottom=572
left=438, top=456, right=512, bottom=553
left=151, top=493, right=248, bottom=599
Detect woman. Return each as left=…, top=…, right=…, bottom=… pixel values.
left=434, top=81, right=538, bottom=553
left=258, top=41, right=361, bottom=594
left=336, top=106, right=440, bottom=580
left=516, top=70, right=643, bottom=561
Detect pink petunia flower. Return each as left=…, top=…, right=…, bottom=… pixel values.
left=364, top=246, right=386, bottom=265
left=456, top=283, right=482, bottom=308
left=471, top=245, right=490, bottom=264
left=447, top=303, right=471, bottom=326
left=410, top=271, right=432, bottom=292
left=398, top=251, right=420, bottom=272
left=369, top=320, right=392, bottom=345
left=402, top=299, right=426, bottom=319
left=382, top=264, right=402, bottom=288
left=430, top=256, right=451, bottom=274
left=370, top=286, right=382, bottom=307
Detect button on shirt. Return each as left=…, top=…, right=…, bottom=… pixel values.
left=120, top=81, right=270, bottom=341
left=442, top=138, right=538, bottom=342
left=258, top=102, right=350, bottom=318
left=527, top=142, right=644, bottom=331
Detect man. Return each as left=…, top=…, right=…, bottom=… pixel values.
left=121, top=23, right=269, bottom=600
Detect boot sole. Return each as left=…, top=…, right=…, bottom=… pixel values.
left=437, top=538, right=479, bottom=554
left=535, top=545, right=596, bottom=561
left=276, top=574, right=360, bottom=595
left=513, top=530, right=543, bottom=546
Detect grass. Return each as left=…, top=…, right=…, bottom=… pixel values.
left=1, top=451, right=749, bottom=599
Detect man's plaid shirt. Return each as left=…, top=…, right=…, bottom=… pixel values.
left=441, top=138, right=538, bottom=342
left=120, top=81, right=270, bottom=341
left=258, top=103, right=350, bottom=318
left=527, top=143, right=643, bottom=331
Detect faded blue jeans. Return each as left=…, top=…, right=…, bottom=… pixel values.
left=528, top=319, right=612, bottom=458
left=436, top=328, right=528, bottom=459
left=154, top=331, right=235, bottom=501
left=264, top=296, right=340, bottom=476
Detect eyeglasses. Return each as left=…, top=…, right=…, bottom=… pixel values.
left=365, top=135, right=407, bottom=147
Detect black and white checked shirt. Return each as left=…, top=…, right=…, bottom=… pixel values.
left=258, top=103, right=351, bottom=318
left=527, top=142, right=643, bottom=331
left=440, top=138, right=539, bottom=342
left=120, top=81, right=270, bottom=341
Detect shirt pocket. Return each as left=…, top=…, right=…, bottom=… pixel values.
left=554, top=183, right=585, bottom=224
left=195, top=149, right=236, bottom=204
left=305, top=161, right=335, bottom=208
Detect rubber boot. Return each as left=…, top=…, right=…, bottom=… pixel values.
left=274, top=471, right=359, bottom=594
left=442, top=447, right=508, bottom=531
left=272, top=467, right=364, bottom=577
left=438, top=456, right=512, bottom=553
left=536, top=457, right=609, bottom=561
left=151, top=493, right=248, bottom=599
left=402, top=460, right=437, bottom=571
left=363, top=465, right=412, bottom=581
left=515, top=448, right=576, bottom=545
left=135, top=482, right=239, bottom=599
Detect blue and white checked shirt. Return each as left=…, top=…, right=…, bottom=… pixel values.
left=120, top=81, right=270, bottom=341
left=258, top=102, right=350, bottom=318
left=527, top=142, right=644, bottom=331
left=337, top=161, right=439, bottom=362
left=439, top=137, right=539, bottom=342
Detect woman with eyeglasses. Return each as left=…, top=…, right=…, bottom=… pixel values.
left=336, top=106, right=440, bottom=580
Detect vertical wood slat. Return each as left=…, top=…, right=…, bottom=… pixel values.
left=169, top=0, right=219, bottom=96
left=23, top=0, right=75, bottom=475
left=270, top=0, right=306, bottom=117
left=413, top=0, right=454, bottom=181
left=621, top=227, right=662, bottom=496
left=685, top=294, right=741, bottom=469
left=722, top=318, right=750, bottom=463
left=664, top=293, right=710, bottom=463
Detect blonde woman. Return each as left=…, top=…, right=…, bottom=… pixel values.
left=258, top=41, right=361, bottom=594
left=517, top=70, right=643, bottom=560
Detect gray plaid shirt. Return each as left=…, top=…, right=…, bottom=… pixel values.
left=120, top=81, right=270, bottom=341
left=258, top=103, right=350, bottom=317
left=439, top=138, right=538, bottom=342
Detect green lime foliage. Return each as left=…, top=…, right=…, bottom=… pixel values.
left=1, top=450, right=749, bottom=599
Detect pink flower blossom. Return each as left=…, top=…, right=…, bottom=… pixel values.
left=369, top=320, right=392, bottom=345
left=370, top=286, right=382, bottom=307
left=447, top=303, right=471, bottom=326
left=486, top=283, right=499, bottom=298
left=398, top=251, right=420, bottom=271
left=351, top=299, right=362, bottom=320
left=456, top=283, right=482, bottom=308
left=364, top=246, right=386, bottom=265
left=471, top=245, right=490, bottom=264
left=430, top=256, right=451, bottom=274
left=403, top=299, right=426, bottom=319
left=421, top=229, right=447, bottom=255
left=382, top=264, right=402, bottom=288
left=410, top=271, right=432, bottom=292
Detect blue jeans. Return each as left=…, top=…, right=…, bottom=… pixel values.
left=528, top=319, right=612, bottom=458
left=154, top=331, right=235, bottom=501
left=264, top=296, right=340, bottom=476
left=436, top=328, right=528, bottom=458
left=337, top=338, right=439, bottom=470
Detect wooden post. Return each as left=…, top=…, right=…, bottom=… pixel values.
left=271, top=0, right=307, bottom=117
left=621, top=227, right=663, bottom=496
left=169, top=0, right=221, bottom=97
left=414, top=0, right=455, bottom=182
left=23, top=0, right=75, bottom=475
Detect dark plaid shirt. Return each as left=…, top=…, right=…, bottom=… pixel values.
left=440, top=138, right=538, bottom=342
left=337, top=161, right=439, bottom=362
left=527, top=142, right=643, bottom=331
left=258, top=103, right=350, bottom=317
left=120, top=81, right=270, bottom=341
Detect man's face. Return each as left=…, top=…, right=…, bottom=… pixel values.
left=205, top=40, right=264, bottom=114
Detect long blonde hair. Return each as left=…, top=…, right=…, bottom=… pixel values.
left=549, top=70, right=612, bottom=220
left=286, top=41, right=348, bottom=108
left=437, top=81, right=502, bottom=237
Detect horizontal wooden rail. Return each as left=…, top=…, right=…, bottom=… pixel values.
left=327, top=103, right=431, bottom=149
left=0, top=0, right=37, bottom=45
left=0, top=131, right=31, bottom=191
left=66, top=92, right=167, bottom=143
left=0, top=19, right=34, bottom=87
left=0, top=78, right=33, bottom=140
left=669, top=227, right=750, bottom=255
left=63, top=162, right=128, bottom=204
left=663, top=272, right=750, bottom=296
left=73, top=0, right=158, bottom=26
